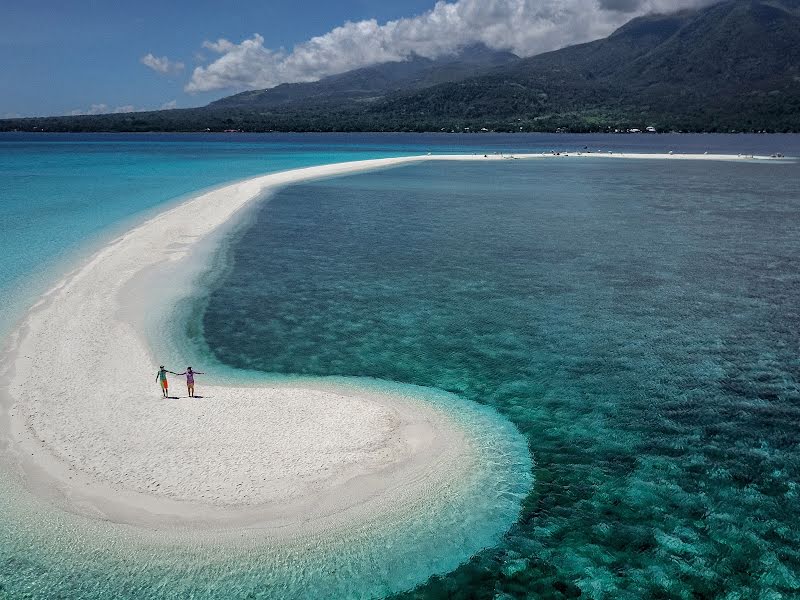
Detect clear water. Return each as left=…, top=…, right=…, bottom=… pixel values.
left=200, top=159, right=800, bottom=598
left=1, top=133, right=800, bottom=598
left=0, top=375, right=531, bottom=600
left=0, top=133, right=425, bottom=339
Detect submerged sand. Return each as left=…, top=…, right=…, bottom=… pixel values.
left=0, top=151, right=783, bottom=535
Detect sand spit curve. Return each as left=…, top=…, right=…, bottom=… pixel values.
left=0, top=156, right=525, bottom=537
left=0, top=151, right=784, bottom=535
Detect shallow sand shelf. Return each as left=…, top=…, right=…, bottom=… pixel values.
left=0, top=151, right=789, bottom=596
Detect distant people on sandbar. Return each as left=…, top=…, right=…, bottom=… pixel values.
left=156, top=365, right=205, bottom=398
left=176, top=366, right=204, bottom=398
left=156, top=365, right=175, bottom=398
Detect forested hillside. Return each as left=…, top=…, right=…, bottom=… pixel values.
left=2, top=0, right=798, bottom=133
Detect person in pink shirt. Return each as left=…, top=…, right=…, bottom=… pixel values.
left=175, top=366, right=204, bottom=398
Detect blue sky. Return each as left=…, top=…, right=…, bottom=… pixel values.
left=0, top=0, right=711, bottom=118
left=0, top=0, right=434, bottom=116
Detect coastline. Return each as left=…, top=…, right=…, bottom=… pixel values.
left=0, top=151, right=787, bottom=527
left=0, top=155, right=531, bottom=534
left=0, top=150, right=795, bottom=595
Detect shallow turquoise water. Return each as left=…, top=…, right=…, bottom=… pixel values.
left=2, top=134, right=800, bottom=598
left=200, top=158, right=800, bottom=598
left=0, top=376, right=531, bottom=600
left=0, top=134, right=423, bottom=338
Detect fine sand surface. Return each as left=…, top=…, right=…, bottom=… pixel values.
left=0, top=152, right=785, bottom=536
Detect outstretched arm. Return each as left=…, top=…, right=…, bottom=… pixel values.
left=175, top=371, right=186, bottom=376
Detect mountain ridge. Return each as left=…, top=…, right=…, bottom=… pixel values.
left=2, top=0, right=798, bottom=132
left=365, top=0, right=800, bottom=131
left=208, top=44, right=520, bottom=109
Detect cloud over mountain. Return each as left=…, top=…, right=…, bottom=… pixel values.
left=69, top=104, right=139, bottom=116
left=141, top=53, right=185, bottom=75
left=185, top=0, right=719, bottom=93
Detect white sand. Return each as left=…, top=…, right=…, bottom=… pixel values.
left=1, top=157, right=477, bottom=532
left=458, top=151, right=783, bottom=161
left=0, top=151, right=784, bottom=534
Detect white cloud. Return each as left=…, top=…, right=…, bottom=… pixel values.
left=70, top=103, right=109, bottom=116
left=160, top=99, right=178, bottom=110
left=185, top=0, right=718, bottom=93
left=68, top=104, right=145, bottom=116
left=203, top=39, right=236, bottom=53
left=141, top=53, right=185, bottom=75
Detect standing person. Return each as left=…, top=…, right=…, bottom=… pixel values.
left=155, top=365, right=174, bottom=398
left=176, top=367, right=204, bottom=398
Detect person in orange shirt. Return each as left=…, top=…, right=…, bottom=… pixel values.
left=155, top=365, right=175, bottom=398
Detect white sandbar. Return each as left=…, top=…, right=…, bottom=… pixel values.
left=0, top=151, right=783, bottom=534
left=0, top=157, right=465, bottom=531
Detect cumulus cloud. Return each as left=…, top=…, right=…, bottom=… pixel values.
left=68, top=104, right=145, bottom=116
left=185, top=0, right=719, bottom=93
left=70, top=103, right=109, bottom=116
left=141, top=53, right=185, bottom=75
left=160, top=99, right=178, bottom=110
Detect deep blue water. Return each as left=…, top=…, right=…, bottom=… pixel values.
left=1, top=133, right=800, bottom=598
left=200, top=158, right=800, bottom=598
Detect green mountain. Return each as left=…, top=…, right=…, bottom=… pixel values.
left=368, top=0, right=800, bottom=131
left=3, top=0, right=799, bottom=132
left=209, top=44, right=519, bottom=109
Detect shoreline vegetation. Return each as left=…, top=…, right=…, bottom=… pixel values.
left=3, top=0, right=800, bottom=135
left=2, top=114, right=798, bottom=135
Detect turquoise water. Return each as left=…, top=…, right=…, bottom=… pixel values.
left=200, top=159, right=800, bottom=598
left=0, top=133, right=424, bottom=338
left=1, top=133, right=793, bottom=321
left=1, top=134, right=800, bottom=598
left=0, top=376, right=531, bottom=600
left=1, top=133, right=795, bottom=329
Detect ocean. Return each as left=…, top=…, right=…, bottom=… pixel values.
left=1, top=133, right=799, bottom=598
